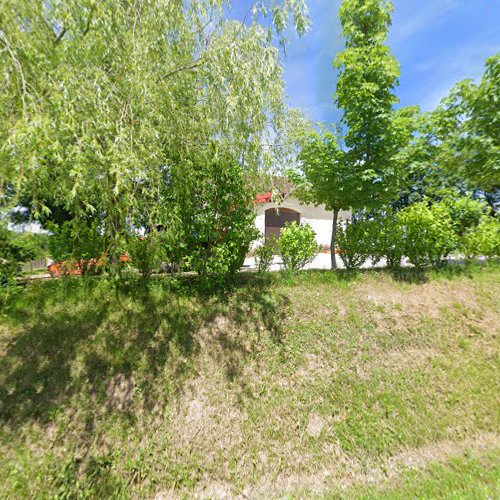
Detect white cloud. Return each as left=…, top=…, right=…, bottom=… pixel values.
left=391, top=1, right=460, bottom=43
left=419, top=38, right=500, bottom=110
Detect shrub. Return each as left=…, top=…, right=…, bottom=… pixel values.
left=461, top=216, right=500, bottom=260
left=398, top=202, right=458, bottom=270
left=255, top=238, right=276, bottom=273
left=48, top=220, right=105, bottom=269
left=0, top=224, right=35, bottom=299
left=127, top=232, right=165, bottom=279
left=336, top=220, right=372, bottom=270
left=368, top=211, right=404, bottom=268
left=441, top=195, right=488, bottom=237
left=159, top=229, right=184, bottom=274
left=364, top=219, right=383, bottom=266
left=278, top=222, right=319, bottom=271
left=169, top=150, right=259, bottom=285
left=16, top=232, right=50, bottom=261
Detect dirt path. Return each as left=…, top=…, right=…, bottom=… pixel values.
left=158, top=432, right=499, bottom=499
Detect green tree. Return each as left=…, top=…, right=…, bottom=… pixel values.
left=390, top=111, right=468, bottom=210
left=432, top=54, right=500, bottom=193
left=0, top=0, right=309, bottom=271
left=291, top=130, right=357, bottom=269
left=292, top=0, right=415, bottom=269
left=334, top=0, right=405, bottom=206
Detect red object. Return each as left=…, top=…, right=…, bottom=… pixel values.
left=48, top=261, right=83, bottom=277
left=48, top=255, right=130, bottom=277
left=254, top=192, right=273, bottom=203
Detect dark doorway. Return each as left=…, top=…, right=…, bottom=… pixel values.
left=265, top=208, right=300, bottom=242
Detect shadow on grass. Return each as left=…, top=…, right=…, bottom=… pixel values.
left=2, top=260, right=490, bottom=427
left=0, top=275, right=289, bottom=429
left=390, top=261, right=489, bottom=284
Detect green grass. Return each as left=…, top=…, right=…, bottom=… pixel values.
left=321, top=449, right=500, bottom=499
left=0, top=263, right=499, bottom=498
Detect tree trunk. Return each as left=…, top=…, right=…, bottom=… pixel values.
left=331, top=208, right=339, bottom=270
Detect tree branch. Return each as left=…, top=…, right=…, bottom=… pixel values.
left=54, top=26, right=67, bottom=45
left=163, top=59, right=203, bottom=79
left=82, top=5, right=96, bottom=37
left=0, top=30, right=27, bottom=118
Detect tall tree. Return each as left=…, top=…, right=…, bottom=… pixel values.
left=334, top=0, right=402, bottom=206
left=0, top=0, right=309, bottom=262
left=431, top=54, right=500, bottom=193
left=292, top=0, right=414, bottom=269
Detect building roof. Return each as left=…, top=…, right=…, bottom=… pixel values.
left=254, top=192, right=273, bottom=203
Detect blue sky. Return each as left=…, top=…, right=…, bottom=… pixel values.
left=229, top=0, right=500, bottom=124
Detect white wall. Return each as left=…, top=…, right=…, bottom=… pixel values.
left=252, top=197, right=351, bottom=248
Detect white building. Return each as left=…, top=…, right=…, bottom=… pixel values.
left=253, top=191, right=351, bottom=249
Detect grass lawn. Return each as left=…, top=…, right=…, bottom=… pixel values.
left=0, top=263, right=499, bottom=498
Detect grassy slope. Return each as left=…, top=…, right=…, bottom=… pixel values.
left=0, top=264, right=499, bottom=498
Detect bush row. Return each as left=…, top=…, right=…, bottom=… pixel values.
left=337, top=198, right=499, bottom=270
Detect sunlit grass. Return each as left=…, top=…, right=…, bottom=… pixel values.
left=1, top=262, right=498, bottom=497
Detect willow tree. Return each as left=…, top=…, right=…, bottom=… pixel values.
left=0, top=0, right=309, bottom=262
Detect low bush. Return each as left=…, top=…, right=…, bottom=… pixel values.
left=398, top=202, right=458, bottom=270
left=364, top=219, right=383, bottom=266
left=441, top=195, right=488, bottom=237
left=461, top=216, right=500, bottom=260
left=377, top=210, right=403, bottom=268
left=279, top=222, right=319, bottom=271
left=0, top=224, right=35, bottom=299
left=255, top=238, right=276, bottom=273
left=48, top=220, right=106, bottom=272
left=336, top=220, right=372, bottom=270
left=127, top=232, right=165, bottom=279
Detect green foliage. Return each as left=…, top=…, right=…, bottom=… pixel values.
left=352, top=197, right=492, bottom=271
left=1, top=0, right=308, bottom=266
left=292, top=0, right=416, bottom=270
left=127, top=232, right=164, bottom=280
left=373, top=211, right=404, bottom=268
left=440, top=195, right=488, bottom=237
left=357, top=217, right=383, bottom=267
left=48, top=220, right=105, bottom=264
left=278, top=222, right=319, bottom=271
left=291, top=130, right=356, bottom=269
left=168, top=149, right=259, bottom=283
left=293, top=131, right=352, bottom=211
left=334, top=0, right=407, bottom=207
left=461, top=216, right=500, bottom=260
left=398, top=202, right=458, bottom=270
left=336, top=220, right=372, bottom=270
left=0, top=224, right=35, bottom=295
left=432, top=54, right=500, bottom=192
left=4, top=231, right=50, bottom=262
left=392, top=110, right=467, bottom=210
left=255, top=239, right=276, bottom=273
